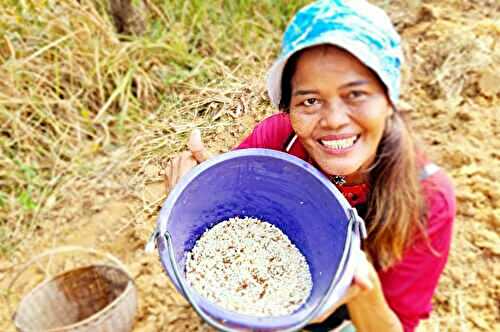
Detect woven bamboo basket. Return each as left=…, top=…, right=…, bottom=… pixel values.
left=9, top=246, right=138, bottom=332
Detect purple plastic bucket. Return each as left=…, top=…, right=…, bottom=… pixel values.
left=149, top=148, right=365, bottom=331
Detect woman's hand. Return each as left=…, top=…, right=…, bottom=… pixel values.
left=311, top=251, right=402, bottom=331
left=164, top=129, right=212, bottom=191
left=310, top=251, right=379, bottom=324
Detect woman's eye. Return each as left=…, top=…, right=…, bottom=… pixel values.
left=347, top=91, right=367, bottom=100
left=303, top=98, right=319, bottom=106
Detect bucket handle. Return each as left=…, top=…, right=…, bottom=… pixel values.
left=163, top=227, right=351, bottom=332
left=5, top=245, right=133, bottom=323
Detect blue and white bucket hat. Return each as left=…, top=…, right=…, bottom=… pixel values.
left=267, top=0, right=403, bottom=108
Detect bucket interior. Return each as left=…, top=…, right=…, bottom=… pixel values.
left=158, top=149, right=351, bottom=330
left=15, top=265, right=130, bottom=331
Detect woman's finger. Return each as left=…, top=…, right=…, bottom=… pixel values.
left=165, top=152, right=198, bottom=191
left=175, top=151, right=195, bottom=182
left=343, top=283, right=362, bottom=302
left=168, top=156, right=180, bottom=190
left=352, top=251, right=374, bottom=291
left=172, top=154, right=187, bottom=189
left=174, top=153, right=185, bottom=186
left=353, top=268, right=373, bottom=291
left=188, top=128, right=211, bottom=163
left=179, top=152, right=198, bottom=179
left=164, top=159, right=173, bottom=191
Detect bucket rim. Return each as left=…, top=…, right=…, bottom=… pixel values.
left=156, top=148, right=353, bottom=236
left=154, top=148, right=357, bottom=330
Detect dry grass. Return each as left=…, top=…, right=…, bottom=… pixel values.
left=0, top=0, right=498, bottom=331
left=0, top=0, right=307, bottom=255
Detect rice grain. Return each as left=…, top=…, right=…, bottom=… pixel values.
left=185, top=217, right=312, bottom=317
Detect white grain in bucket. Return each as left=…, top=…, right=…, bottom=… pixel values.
left=185, top=217, right=312, bottom=317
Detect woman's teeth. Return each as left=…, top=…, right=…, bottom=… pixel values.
left=320, top=136, right=358, bottom=149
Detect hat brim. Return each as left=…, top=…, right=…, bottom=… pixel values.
left=266, top=34, right=397, bottom=108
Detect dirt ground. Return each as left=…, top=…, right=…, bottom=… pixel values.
left=1, top=1, right=499, bottom=331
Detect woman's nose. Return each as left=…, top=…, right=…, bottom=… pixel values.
left=319, top=99, right=350, bottom=129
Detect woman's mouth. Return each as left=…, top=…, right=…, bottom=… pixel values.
left=318, top=135, right=360, bottom=153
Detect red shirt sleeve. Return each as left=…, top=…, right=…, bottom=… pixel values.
left=377, top=170, right=456, bottom=332
left=236, top=112, right=308, bottom=159
left=236, top=113, right=293, bottom=150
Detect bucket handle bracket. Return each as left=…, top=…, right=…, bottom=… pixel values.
left=145, top=229, right=159, bottom=254
left=349, top=208, right=367, bottom=239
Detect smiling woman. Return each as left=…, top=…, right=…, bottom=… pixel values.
left=285, top=45, right=392, bottom=180
left=163, top=1, right=456, bottom=332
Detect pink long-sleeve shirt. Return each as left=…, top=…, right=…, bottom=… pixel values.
left=236, top=112, right=456, bottom=332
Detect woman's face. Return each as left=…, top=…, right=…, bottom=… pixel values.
left=289, top=46, right=393, bottom=181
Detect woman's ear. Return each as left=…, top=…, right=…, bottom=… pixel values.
left=384, top=104, right=395, bottom=129
left=386, top=102, right=395, bottom=117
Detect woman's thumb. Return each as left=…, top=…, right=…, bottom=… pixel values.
left=188, top=128, right=209, bottom=163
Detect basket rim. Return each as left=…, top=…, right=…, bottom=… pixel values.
left=14, top=263, right=137, bottom=332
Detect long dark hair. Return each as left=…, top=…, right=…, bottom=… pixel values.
left=279, top=48, right=427, bottom=269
